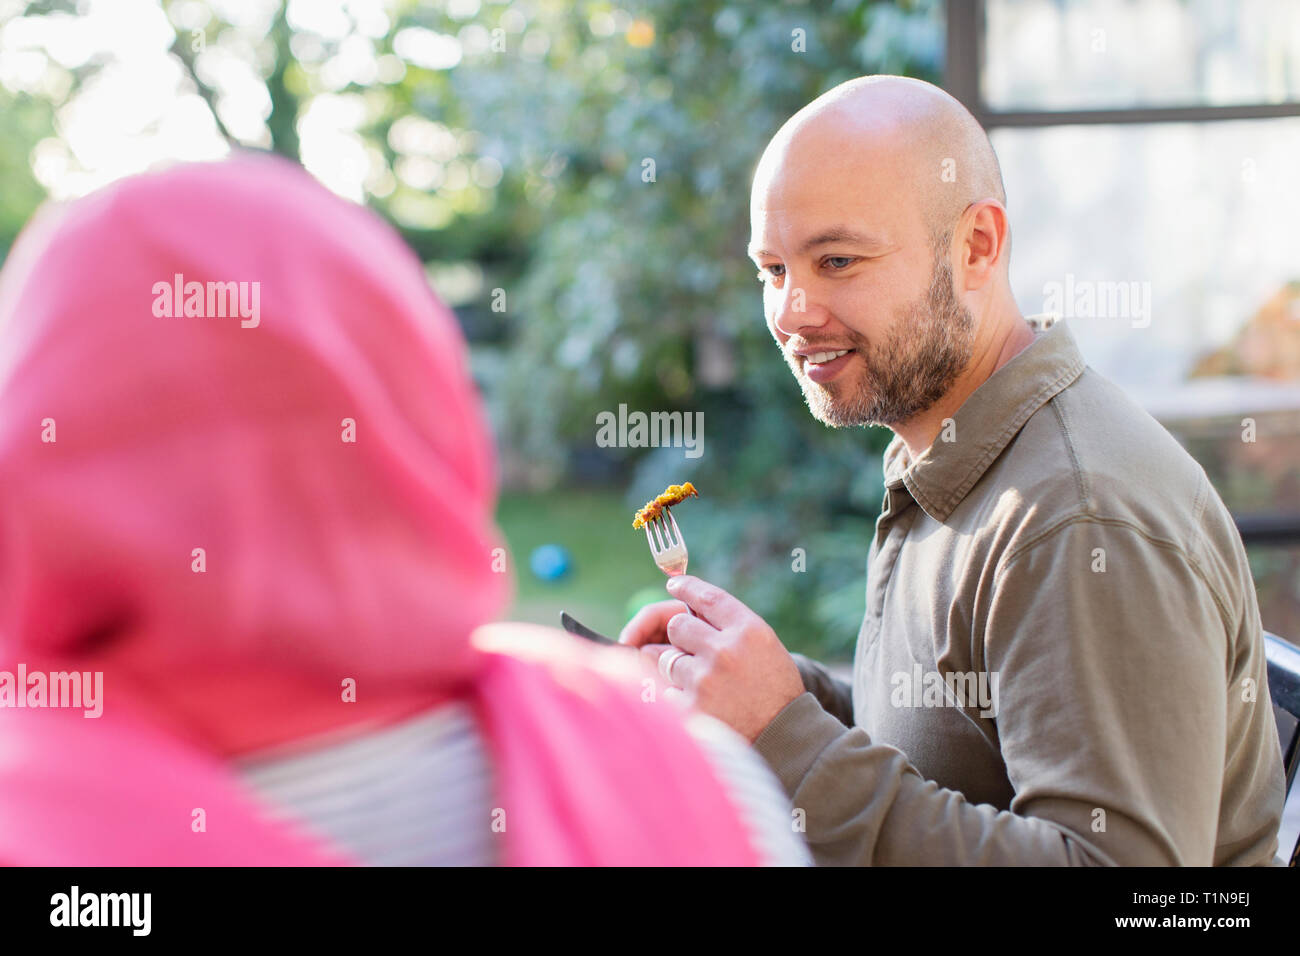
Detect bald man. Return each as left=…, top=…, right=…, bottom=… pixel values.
left=621, top=75, right=1286, bottom=866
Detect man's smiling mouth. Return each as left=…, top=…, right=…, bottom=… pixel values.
left=803, top=349, right=852, bottom=366
left=792, top=347, right=857, bottom=384
left=792, top=345, right=857, bottom=366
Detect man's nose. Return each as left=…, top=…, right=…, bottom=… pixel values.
left=771, top=280, right=829, bottom=339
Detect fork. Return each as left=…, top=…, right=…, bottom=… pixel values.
left=644, top=508, right=699, bottom=617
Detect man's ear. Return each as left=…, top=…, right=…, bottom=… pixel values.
left=957, top=199, right=1009, bottom=291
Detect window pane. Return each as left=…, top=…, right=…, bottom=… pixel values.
left=993, top=117, right=1300, bottom=638
left=983, top=0, right=1300, bottom=111
left=993, top=118, right=1300, bottom=389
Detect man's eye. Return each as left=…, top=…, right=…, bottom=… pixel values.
left=824, top=256, right=855, bottom=270
left=756, top=264, right=785, bottom=282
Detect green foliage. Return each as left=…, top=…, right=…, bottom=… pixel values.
left=0, top=89, right=53, bottom=259
left=444, top=0, right=941, bottom=655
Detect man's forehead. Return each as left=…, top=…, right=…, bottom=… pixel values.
left=749, top=149, right=914, bottom=252
left=748, top=183, right=909, bottom=256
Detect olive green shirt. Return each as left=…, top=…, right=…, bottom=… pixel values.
left=753, top=316, right=1287, bottom=865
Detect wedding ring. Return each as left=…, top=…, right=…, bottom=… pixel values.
left=659, top=647, right=688, bottom=685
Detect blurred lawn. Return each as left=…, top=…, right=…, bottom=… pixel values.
left=496, top=489, right=669, bottom=637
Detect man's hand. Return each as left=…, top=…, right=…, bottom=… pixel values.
left=618, top=575, right=806, bottom=742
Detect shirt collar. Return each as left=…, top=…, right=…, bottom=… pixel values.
left=882, top=316, right=1086, bottom=523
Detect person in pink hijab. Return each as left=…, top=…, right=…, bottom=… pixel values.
left=0, top=153, right=809, bottom=866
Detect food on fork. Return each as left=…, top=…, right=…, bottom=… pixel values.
left=632, top=482, right=699, bottom=529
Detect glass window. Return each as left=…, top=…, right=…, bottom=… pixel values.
left=984, top=0, right=1300, bottom=111
left=992, top=117, right=1300, bottom=388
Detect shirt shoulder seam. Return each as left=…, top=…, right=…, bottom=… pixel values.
left=1048, top=394, right=1091, bottom=511
left=992, top=512, right=1234, bottom=633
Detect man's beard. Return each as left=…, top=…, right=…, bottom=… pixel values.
left=784, top=242, right=976, bottom=428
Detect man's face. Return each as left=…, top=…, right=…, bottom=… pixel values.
left=749, top=137, right=977, bottom=429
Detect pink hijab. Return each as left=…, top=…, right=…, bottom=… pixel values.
left=0, top=154, right=759, bottom=866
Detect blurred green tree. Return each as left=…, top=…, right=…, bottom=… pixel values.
left=446, top=0, right=943, bottom=656
left=0, top=87, right=50, bottom=258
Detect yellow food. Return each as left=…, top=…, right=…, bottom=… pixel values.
left=632, top=482, right=698, bottom=529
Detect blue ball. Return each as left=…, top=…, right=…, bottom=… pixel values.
left=529, top=544, right=572, bottom=582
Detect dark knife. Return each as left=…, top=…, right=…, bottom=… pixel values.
left=560, top=610, right=620, bottom=646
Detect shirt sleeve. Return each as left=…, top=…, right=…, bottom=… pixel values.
left=791, top=653, right=854, bottom=728
left=751, top=517, right=1239, bottom=865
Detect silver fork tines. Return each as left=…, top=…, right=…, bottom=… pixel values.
left=644, top=508, right=688, bottom=577
left=645, top=508, right=697, bottom=618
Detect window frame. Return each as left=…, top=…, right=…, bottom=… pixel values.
left=943, top=0, right=1300, bottom=127
left=942, top=0, right=1300, bottom=548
